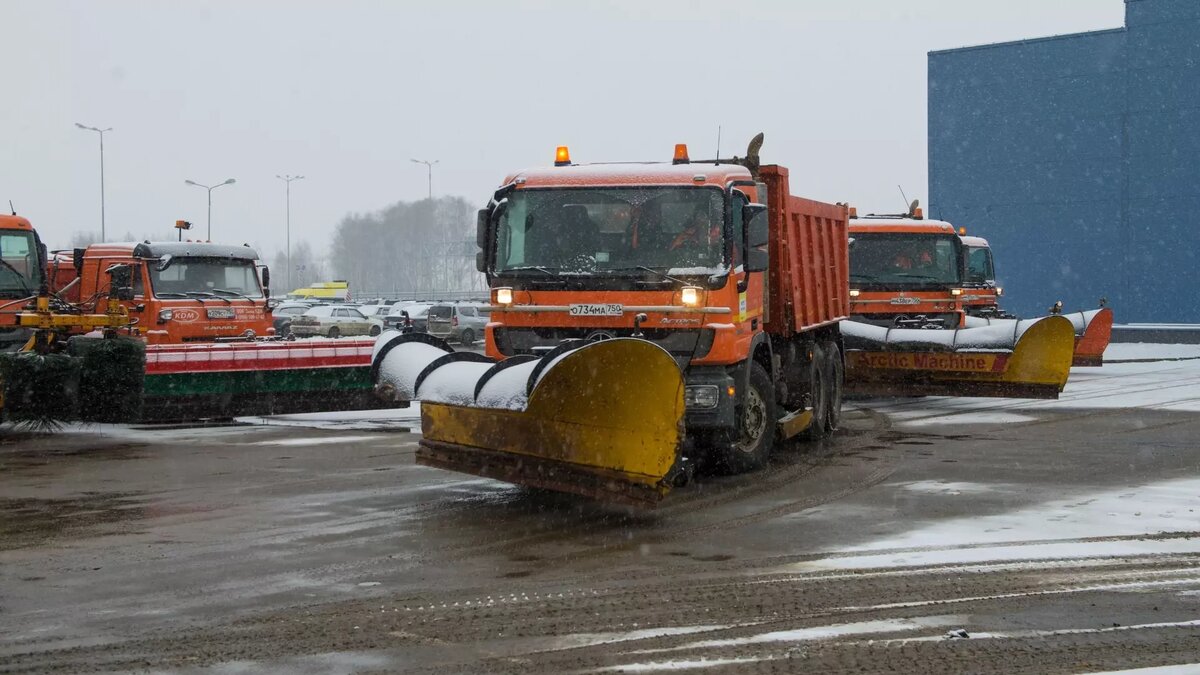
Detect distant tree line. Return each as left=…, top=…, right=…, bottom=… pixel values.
left=329, top=196, right=483, bottom=296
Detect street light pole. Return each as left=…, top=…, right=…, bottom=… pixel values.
left=75, top=123, right=112, bottom=242
left=276, top=174, right=304, bottom=290
left=184, top=177, right=236, bottom=240
left=410, top=158, right=439, bottom=200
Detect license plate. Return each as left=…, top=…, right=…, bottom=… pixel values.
left=569, top=303, right=623, bottom=317
left=207, top=308, right=236, bottom=319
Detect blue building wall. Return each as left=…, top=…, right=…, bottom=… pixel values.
left=929, top=0, right=1200, bottom=322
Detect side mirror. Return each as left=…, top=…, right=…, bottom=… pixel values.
left=73, top=247, right=86, bottom=273
left=745, top=247, right=769, bottom=273
left=261, top=265, right=271, bottom=302
left=743, top=204, right=769, bottom=248
left=475, top=251, right=487, bottom=273
left=107, top=263, right=136, bottom=301
left=742, top=203, right=769, bottom=272
left=476, top=208, right=489, bottom=248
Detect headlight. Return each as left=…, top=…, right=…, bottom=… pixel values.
left=158, top=309, right=173, bottom=322
left=996, top=287, right=1004, bottom=296
left=951, top=289, right=963, bottom=296
left=495, top=287, right=513, bottom=305
left=849, top=289, right=861, bottom=298
left=681, top=286, right=701, bottom=307
left=684, top=385, right=719, bottom=409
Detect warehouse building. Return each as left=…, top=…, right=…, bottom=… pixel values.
left=929, top=0, right=1199, bottom=322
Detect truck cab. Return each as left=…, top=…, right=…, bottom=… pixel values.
left=958, top=235, right=1008, bottom=317
left=0, top=214, right=49, bottom=349
left=848, top=213, right=966, bottom=328
left=51, top=241, right=273, bottom=344
left=472, top=143, right=848, bottom=473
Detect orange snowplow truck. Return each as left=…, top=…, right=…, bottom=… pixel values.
left=49, top=242, right=274, bottom=344
left=380, top=137, right=849, bottom=503
left=848, top=207, right=967, bottom=329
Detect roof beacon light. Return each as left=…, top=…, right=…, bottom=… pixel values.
left=848, top=206, right=858, bottom=218
left=555, top=146, right=571, bottom=166
left=912, top=207, right=924, bottom=219
left=673, top=143, right=689, bottom=165
left=958, top=226, right=967, bottom=236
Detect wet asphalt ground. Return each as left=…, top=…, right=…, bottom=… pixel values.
left=1, top=393, right=1198, bottom=673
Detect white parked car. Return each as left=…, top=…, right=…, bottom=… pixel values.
left=290, top=304, right=383, bottom=338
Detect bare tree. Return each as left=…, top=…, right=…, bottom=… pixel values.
left=329, top=196, right=481, bottom=296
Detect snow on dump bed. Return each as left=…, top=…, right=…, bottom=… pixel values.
left=841, top=318, right=1045, bottom=352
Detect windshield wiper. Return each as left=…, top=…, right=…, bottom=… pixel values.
left=0, top=260, right=33, bottom=296
left=849, top=273, right=877, bottom=282
left=154, top=292, right=189, bottom=298
left=501, top=265, right=560, bottom=277
left=185, top=291, right=232, bottom=304
left=212, top=288, right=255, bottom=301
left=891, top=273, right=944, bottom=281
left=612, top=265, right=688, bottom=285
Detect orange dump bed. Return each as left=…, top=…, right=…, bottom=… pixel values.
left=760, top=165, right=850, bottom=335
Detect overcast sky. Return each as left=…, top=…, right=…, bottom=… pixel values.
left=4, top=0, right=1124, bottom=259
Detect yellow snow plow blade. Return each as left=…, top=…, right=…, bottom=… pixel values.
left=415, top=339, right=685, bottom=507
left=844, top=315, right=1076, bottom=399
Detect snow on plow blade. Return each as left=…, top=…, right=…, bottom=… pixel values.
left=372, top=333, right=684, bottom=507
left=843, top=315, right=1076, bottom=399
left=965, top=308, right=1113, bottom=367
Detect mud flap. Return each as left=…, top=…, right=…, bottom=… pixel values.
left=843, top=315, right=1076, bottom=399
left=408, top=338, right=685, bottom=507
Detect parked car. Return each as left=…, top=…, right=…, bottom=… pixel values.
left=357, top=304, right=392, bottom=320
left=426, top=303, right=490, bottom=346
left=271, top=301, right=320, bottom=337
left=290, top=304, right=383, bottom=338
left=384, top=302, right=433, bottom=331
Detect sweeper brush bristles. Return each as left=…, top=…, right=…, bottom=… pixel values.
left=71, top=336, right=146, bottom=423
left=0, top=352, right=81, bottom=431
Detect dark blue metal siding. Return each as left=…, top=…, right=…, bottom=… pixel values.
left=1124, top=1, right=1200, bottom=320
left=930, top=0, right=1200, bottom=322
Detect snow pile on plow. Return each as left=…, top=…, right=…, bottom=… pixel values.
left=965, top=308, right=1113, bottom=368
left=372, top=332, right=686, bottom=507
left=842, top=314, right=1077, bottom=399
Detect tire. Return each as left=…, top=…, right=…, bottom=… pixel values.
left=369, top=325, right=382, bottom=337
left=280, top=322, right=292, bottom=338
left=802, top=343, right=830, bottom=440
left=327, top=326, right=340, bottom=339
left=718, top=361, right=776, bottom=474
left=459, top=329, right=475, bottom=346
left=822, top=340, right=843, bottom=433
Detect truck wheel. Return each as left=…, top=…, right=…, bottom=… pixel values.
left=822, top=341, right=843, bottom=433
left=327, top=326, right=340, bottom=339
left=459, top=329, right=475, bottom=346
left=803, top=343, right=830, bottom=440
left=720, top=361, right=776, bottom=473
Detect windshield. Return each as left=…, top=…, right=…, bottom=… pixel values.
left=0, top=231, right=40, bottom=294
left=850, top=233, right=962, bottom=286
left=494, top=187, right=726, bottom=275
left=966, top=246, right=995, bottom=283
left=148, top=258, right=263, bottom=298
